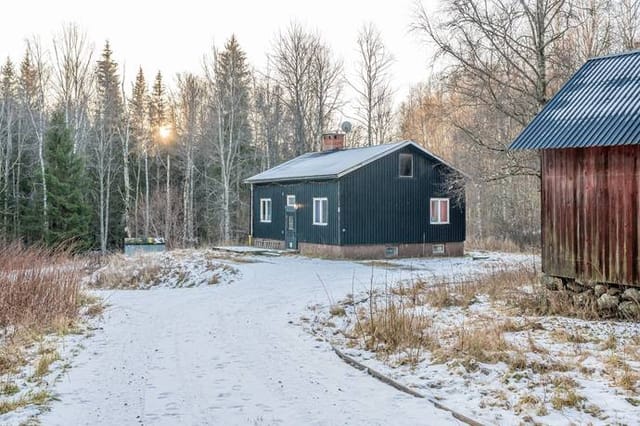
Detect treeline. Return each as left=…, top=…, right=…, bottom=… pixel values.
left=398, top=0, right=639, bottom=248
left=2, top=0, right=636, bottom=251
left=0, top=22, right=396, bottom=251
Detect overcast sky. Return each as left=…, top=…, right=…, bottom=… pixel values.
left=2, top=0, right=439, bottom=120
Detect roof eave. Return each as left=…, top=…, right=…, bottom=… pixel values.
left=244, top=174, right=338, bottom=184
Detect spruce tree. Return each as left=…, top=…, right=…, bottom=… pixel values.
left=45, top=111, right=91, bottom=248
left=91, top=41, right=124, bottom=252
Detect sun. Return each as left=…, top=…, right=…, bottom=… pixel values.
left=158, top=125, right=171, bottom=141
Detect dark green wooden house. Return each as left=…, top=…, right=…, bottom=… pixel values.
left=244, top=134, right=466, bottom=258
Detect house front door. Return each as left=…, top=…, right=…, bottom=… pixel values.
left=284, top=205, right=297, bottom=250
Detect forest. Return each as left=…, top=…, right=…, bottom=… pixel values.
left=0, top=0, right=637, bottom=251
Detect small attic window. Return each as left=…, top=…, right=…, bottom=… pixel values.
left=399, top=153, right=413, bottom=177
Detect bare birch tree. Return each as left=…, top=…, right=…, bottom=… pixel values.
left=24, top=39, right=50, bottom=236
left=52, top=23, right=94, bottom=155
left=412, top=0, right=573, bottom=179
left=309, top=44, right=343, bottom=150
left=616, top=0, right=640, bottom=48
left=176, top=73, right=204, bottom=246
left=272, top=23, right=319, bottom=155
left=350, top=23, right=394, bottom=146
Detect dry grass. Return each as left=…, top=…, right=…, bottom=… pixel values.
left=329, top=304, right=346, bottom=317
left=0, top=343, right=26, bottom=376
left=616, top=368, right=639, bottom=392
left=90, top=255, right=164, bottom=289
left=424, top=283, right=476, bottom=308
left=551, top=388, right=585, bottom=410
left=466, top=236, right=533, bottom=253
left=451, top=321, right=512, bottom=364
left=353, top=295, right=435, bottom=361
left=338, top=259, right=640, bottom=422
left=0, top=243, right=90, bottom=417
left=0, top=243, right=83, bottom=331
left=0, top=382, right=19, bottom=396
left=33, top=351, right=60, bottom=379
left=434, top=262, right=607, bottom=321
left=0, top=390, right=50, bottom=415
left=550, top=328, right=593, bottom=344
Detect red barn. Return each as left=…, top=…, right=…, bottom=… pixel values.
left=510, top=50, right=640, bottom=292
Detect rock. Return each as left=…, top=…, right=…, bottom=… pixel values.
left=594, top=284, right=607, bottom=297
left=567, top=280, right=587, bottom=293
left=619, top=301, right=640, bottom=318
left=573, top=290, right=593, bottom=307
left=622, top=288, right=640, bottom=302
left=576, top=279, right=596, bottom=289
left=541, top=275, right=562, bottom=291
left=597, top=293, right=620, bottom=310
left=607, top=287, right=621, bottom=296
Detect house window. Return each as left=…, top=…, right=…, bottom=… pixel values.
left=313, top=197, right=328, bottom=226
left=286, top=195, right=296, bottom=207
left=399, top=153, right=413, bottom=177
left=430, top=198, right=449, bottom=224
left=260, top=198, right=272, bottom=223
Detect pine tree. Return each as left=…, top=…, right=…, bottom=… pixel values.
left=45, top=111, right=91, bottom=248
left=91, top=41, right=124, bottom=253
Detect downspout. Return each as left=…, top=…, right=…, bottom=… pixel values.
left=249, top=184, right=254, bottom=246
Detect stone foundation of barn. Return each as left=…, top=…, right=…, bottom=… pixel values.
left=253, top=238, right=464, bottom=259
left=542, top=275, right=640, bottom=319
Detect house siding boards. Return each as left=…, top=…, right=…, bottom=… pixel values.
left=339, top=145, right=465, bottom=245
left=541, top=146, right=640, bottom=286
left=250, top=143, right=465, bottom=254
left=252, top=181, right=340, bottom=245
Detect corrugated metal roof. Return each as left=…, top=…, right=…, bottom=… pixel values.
left=510, top=49, right=640, bottom=150
left=245, top=140, right=464, bottom=183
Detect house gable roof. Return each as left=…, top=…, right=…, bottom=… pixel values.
left=510, top=49, right=640, bottom=150
left=244, top=140, right=465, bottom=184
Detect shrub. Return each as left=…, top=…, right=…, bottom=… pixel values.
left=0, top=243, right=83, bottom=331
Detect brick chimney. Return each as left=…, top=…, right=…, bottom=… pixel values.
left=322, top=132, right=345, bottom=151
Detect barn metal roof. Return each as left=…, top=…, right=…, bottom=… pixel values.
left=244, top=140, right=464, bottom=183
left=510, top=50, right=640, bottom=150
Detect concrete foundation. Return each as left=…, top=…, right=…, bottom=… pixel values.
left=254, top=238, right=464, bottom=259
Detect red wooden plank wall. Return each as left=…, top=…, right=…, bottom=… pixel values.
left=541, top=145, right=640, bottom=286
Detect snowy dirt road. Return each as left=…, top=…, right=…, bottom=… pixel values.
left=38, top=254, right=510, bottom=426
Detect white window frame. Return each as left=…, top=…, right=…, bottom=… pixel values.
left=399, top=153, right=413, bottom=178
left=260, top=198, right=272, bottom=223
left=430, top=198, right=450, bottom=225
left=313, top=197, right=328, bottom=226
left=286, top=195, right=296, bottom=207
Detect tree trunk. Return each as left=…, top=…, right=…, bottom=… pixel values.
left=144, top=150, right=149, bottom=236
left=122, top=125, right=131, bottom=237
left=3, top=109, right=12, bottom=235
left=165, top=153, right=170, bottom=244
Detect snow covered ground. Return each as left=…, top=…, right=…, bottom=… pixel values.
left=311, top=255, right=640, bottom=425
left=35, top=250, right=501, bottom=426
left=1, top=249, right=553, bottom=425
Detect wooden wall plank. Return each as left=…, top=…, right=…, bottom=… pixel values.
left=542, top=145, right=640, bottom=286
